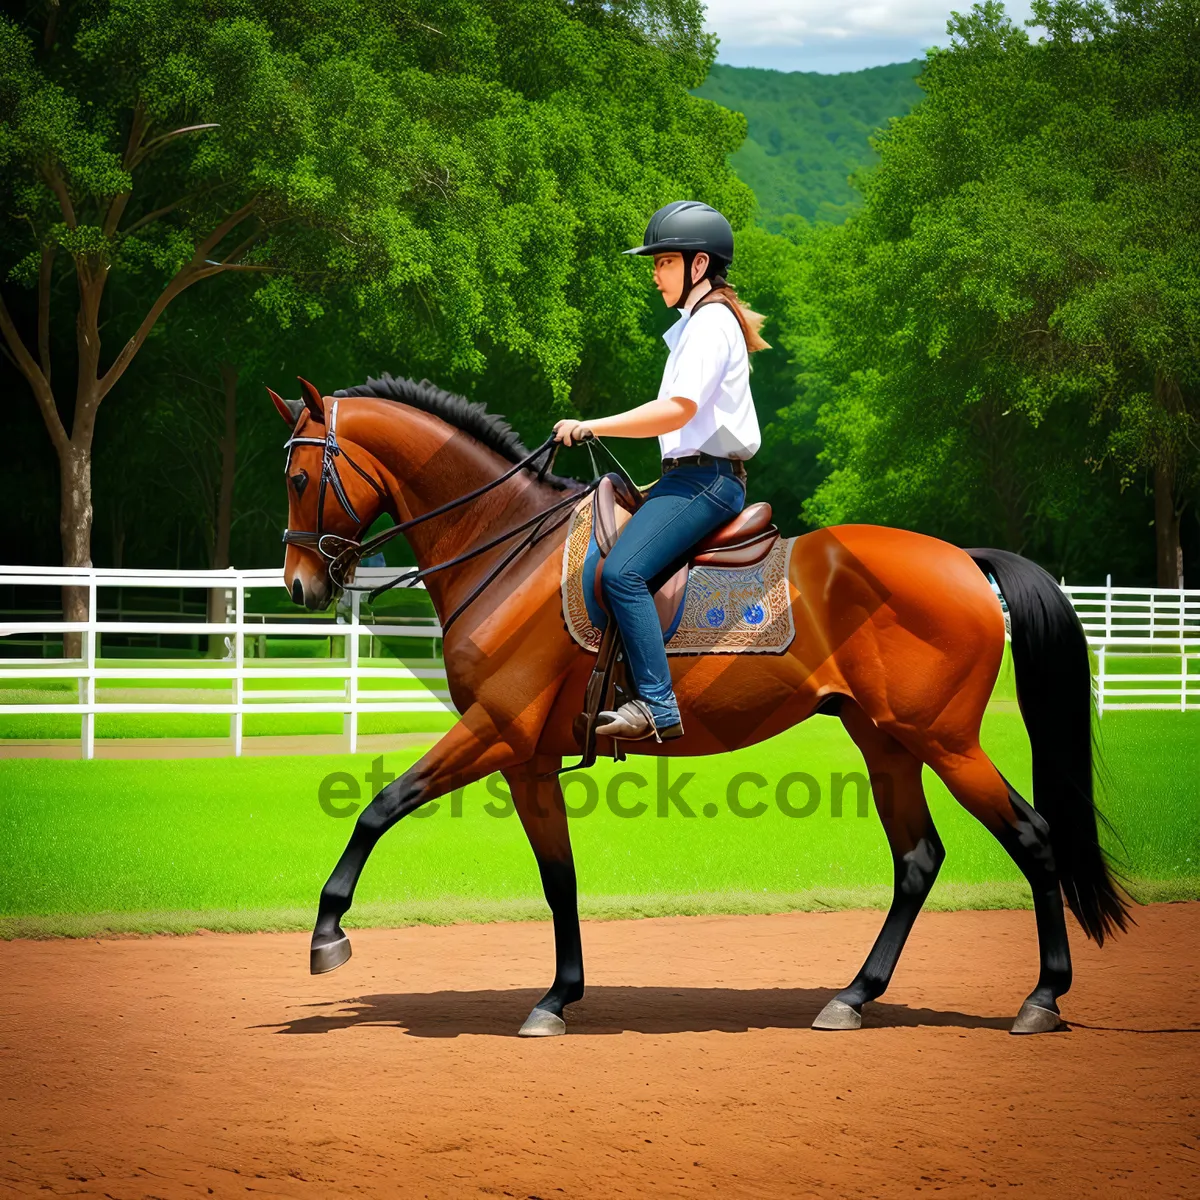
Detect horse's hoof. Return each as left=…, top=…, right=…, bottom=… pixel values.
left=1010, top=1001, right=1066, bottom=1035
left=310, top=933, right=352, bottom=975
left=518, top=1007, right=567, bottom=1037
left=812, top=998, right=863, bottom=1031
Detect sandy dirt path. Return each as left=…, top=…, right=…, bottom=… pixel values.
left=2, top=905, right=1198, bottom=1199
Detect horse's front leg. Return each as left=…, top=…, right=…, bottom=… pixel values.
left=504, top=756, right=583, bottom=1037
left=310, top=705, right=524, bottom=973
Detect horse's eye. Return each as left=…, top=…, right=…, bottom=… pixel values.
left=290, top=470, right=308, bottom=497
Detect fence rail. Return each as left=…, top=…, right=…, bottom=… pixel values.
left=0, top=565, right=450, bottom=758
left=1061, top=578, right=1200, bottom=713
left=2, top=567, right=1197, bottom=758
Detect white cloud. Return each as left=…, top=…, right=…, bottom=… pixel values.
left=703, top=0, right=1041, bottom=72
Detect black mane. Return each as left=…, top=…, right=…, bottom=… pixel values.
left=333, top=372, right=571, bottom=489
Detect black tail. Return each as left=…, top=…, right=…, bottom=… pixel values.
left=967, top=547, right=1132, bottom=944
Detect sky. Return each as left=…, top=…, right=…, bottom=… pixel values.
left=703, top=0, right=1042, bottom=74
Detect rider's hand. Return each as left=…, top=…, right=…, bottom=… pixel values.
left=553, top=418, right=592, bottom=447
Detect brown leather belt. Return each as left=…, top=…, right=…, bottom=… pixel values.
left=661, top=453, right=747, bottom=480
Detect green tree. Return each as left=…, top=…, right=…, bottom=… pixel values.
left=719, top=220, right=833, bottom=527
left=801, top=0, right=1199, bottom=584
left=0, top=0, right=748, bottom=622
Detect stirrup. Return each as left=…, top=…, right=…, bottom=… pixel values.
left=594, top=699, right=683, bottom=743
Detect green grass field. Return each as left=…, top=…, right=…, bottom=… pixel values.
left=2, top=707, right=1196, bottom=937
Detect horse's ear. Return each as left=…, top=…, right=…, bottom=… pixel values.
left=267, top=387, right=304, bottom=426
left=297, top=376, right=326, bottom=423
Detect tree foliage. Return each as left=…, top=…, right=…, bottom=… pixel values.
left=794, top=0, right=1200, bottom=583
left=4, top=0, right=1195, bottom=592
left=0, top=0, right=751, bottom=574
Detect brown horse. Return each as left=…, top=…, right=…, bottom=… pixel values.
left=273, top=373, right=1129, bottom=1038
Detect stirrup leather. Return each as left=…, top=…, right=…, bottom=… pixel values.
left=572, top=623, right=630, bottom=768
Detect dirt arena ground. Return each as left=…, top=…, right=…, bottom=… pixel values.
left=2, top=904, right=1198, bottom=1199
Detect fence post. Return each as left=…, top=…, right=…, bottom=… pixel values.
left=233, top=572, right=244, bottom=756
left=82, top=577, right=96, bottom=760
left=346, top=590, right=360, bottom=755
left=1096, top=643, right=1106, bottom=718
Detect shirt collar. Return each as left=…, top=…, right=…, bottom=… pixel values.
left=662, top=310, right=690, bottom=352
left=662, top=280, right=717, bottom=350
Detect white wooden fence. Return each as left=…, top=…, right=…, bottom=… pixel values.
left=0, top=565, right=451, bottom=759
left=1, top=567, right=1196, bottom=759
left=1061, top=577, right=1199, bottom=713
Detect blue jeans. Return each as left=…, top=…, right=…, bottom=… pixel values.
left=601, top=461, right=747, bottom=728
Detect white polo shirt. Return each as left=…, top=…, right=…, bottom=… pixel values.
left=657, top=300, right=760, bottom=460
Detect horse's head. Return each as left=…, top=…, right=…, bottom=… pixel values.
left=271, top=378, right=389, bottom=611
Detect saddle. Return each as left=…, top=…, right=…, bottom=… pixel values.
left=573, top=472, right=780, bottom=765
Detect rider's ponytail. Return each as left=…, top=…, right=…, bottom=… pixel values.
left=703, top=275, right=771, bottom=354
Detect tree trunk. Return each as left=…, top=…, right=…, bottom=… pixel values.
left=60, top=260, right=105, bottom=659
left=1153, top=370, right=1186, bottom=590
left=60, top=445, right=94, bottom=659
left=207, top=361, right=239, bottom=656
left=1154, top=458, right=1184, bottom=589
left=973, top=395, right=1028, bottom=554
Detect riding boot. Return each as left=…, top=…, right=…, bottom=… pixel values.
left=594, top=698, right=683, bottom=743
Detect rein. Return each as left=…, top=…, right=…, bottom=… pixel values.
left=282, top=400, right=626, bottom=632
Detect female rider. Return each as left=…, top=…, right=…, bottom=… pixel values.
left=553, top=200, right=769, bottom=743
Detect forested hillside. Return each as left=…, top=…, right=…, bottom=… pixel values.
left=693, top=61, right=925, bottom=228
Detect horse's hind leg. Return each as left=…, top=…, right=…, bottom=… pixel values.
left=813, top=700, right=945, bottom=1031
left=927, top=744, right=1072, bottom=1034
left=504, top=757, right=584, bottom=1037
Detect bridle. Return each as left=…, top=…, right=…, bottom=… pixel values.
left=282, top=399, right=389, bottom=571
left=281, top=399, right=629, bottom=631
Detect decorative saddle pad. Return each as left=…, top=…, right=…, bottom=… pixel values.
left=560, top=494, right=796, bottom=655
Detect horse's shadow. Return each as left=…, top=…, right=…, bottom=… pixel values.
left=258, top=986, right=1013, bottom=1038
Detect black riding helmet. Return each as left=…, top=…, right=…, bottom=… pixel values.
left=623, top=200, right=735, bottom=310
